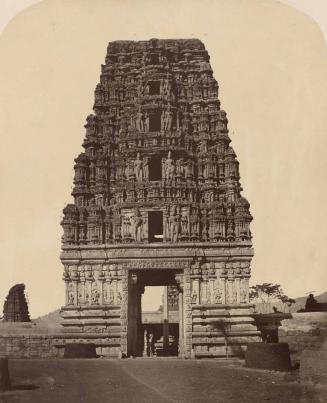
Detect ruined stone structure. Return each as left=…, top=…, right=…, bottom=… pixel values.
left=2, top=284, right=30, bottom=322
left=60, top=38, right=260, bottom=358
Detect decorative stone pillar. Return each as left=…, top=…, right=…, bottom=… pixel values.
left=163, top=286, right=169, bottom=354
left=63, top=267, right=70, bottom=306
left=175, top=273, right=184, bottom=357
left=163, top=210, right=168, bottom=242
left=71, top=267, right=79, bottom=306
left=120, top=268, right=128, bottom=357
left=113, top=279, right=118, bottom=304
left=78, top=267, right=86, bottom=305
left=235, top=277, right=241, bottom=304
left=208, top=278, right=214, bottom=304
left=85, top=267, right=93, bottom=305
left=183, top=266, right=192, bottom=358
left=98, top=269, right=105, bottom=305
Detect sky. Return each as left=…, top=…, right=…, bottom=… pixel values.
left=0, top=0, right=327, bottom=317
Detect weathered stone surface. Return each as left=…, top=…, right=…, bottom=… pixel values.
left=279, top=312, right=327, bottom=360
left=0, top=357, right=11, bottom=391
left=60, top=38, right=259, bottom=357
left=300, top=345, right=327, bottom=387
left=2, top=284, right=30, bottom=322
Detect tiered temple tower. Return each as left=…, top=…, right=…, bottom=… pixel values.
left=60, top=39, right=260, bottom=358
left=3, top=284, right=30, bottom=322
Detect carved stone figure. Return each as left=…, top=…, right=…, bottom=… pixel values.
left=168, top=206, right=180, bottom=242
left=144, top=112, right=149, bottom=132
left=163, top=106, right=173, bottom=131
left=68, top=293, right=75, bottom=305
left=134, top=152, right=144, bottom=181
left=136, top=108, right=144, bottom=131
left=122, top=215, right=132, bottom=238
left=176, top=159, right=184, bottom=176
left=181, top=215, right=188, bottom=235
left=214, top=288, right=222, bottom=304
left=164, top=151, right=176, bottom=180
left=130, top=114, right=136, bottom=129
left=92, top=289, right=100, bottom=305
left=131, top=208, right=143, bottom=242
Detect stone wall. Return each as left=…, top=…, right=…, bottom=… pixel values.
left=0, top=322, right=63, bottom=358
left=0, top=335, right=61, bottom=358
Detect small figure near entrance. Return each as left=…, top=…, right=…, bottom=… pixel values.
left=143, top=328, right=156, bottom=357
left=143, top=329, right=148, bottom=357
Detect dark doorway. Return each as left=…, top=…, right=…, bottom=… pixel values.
left=148, top=156, right=162, bottom=180
left=148, top=81, right=161, bottom=95
left=148, top=211, right=163, bottom=242
left=149, top=112, right=161, bottom=131
left=127, top=270, right=182, bottom=358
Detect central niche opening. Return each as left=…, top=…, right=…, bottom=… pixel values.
left=149, top=112, right=161, bottom=131
left=150, top=54, right=160, bottom=65
left=148, top=156, right=162, bottom=180
left=148, top=211, right=163, bottom=242
left=148, top=81, right=160, bottom=95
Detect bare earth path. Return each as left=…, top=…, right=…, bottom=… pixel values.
left=0, top=358, right=322, bottom=403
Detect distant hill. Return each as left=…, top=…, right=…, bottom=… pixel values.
left=253, top=291, right=327, bottom=314
left=290, top=291, right=327, bottom=312
left=33, top=309, right=62, bottom=329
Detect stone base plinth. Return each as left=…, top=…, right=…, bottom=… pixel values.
left=60, top=305, right=122, bottom=357
left=192, top=304, right=262, bottom=358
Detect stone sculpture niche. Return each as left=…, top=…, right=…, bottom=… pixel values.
left=2, top=284, right=30, bottom=322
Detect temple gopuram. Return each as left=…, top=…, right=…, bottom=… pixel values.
left=60, top=38, right=260, bottom=358
left=2, top=284, right=30, bottom=322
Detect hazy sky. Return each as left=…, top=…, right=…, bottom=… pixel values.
left=0, top=0, right=327, bottom=317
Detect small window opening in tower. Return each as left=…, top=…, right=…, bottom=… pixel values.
left=148, top=156, right=162, bottom=181
left=148, top=81, right=161, bottom=95
left=150, top=54, right=160, bottom=64
left=148, top=211, right=163, bottom=242
left=149, top=112, right=161, bottom=131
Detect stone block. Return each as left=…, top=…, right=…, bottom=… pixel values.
left=245, top=342, right=291, bottom=371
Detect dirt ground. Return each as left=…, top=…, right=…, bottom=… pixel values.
left=0, top=358, right=324, bottom=403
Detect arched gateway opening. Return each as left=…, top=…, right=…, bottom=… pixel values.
left=127, top=269, right=182, bottom=357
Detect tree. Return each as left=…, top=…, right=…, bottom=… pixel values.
left=278, top=294, right=296, bottom=313
left=249, top=283, right=295, bottom=313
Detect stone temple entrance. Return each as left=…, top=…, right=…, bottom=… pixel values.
left=59, top=38, right=261, bottom=358
left=128, top=269, right=182, bottom=357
